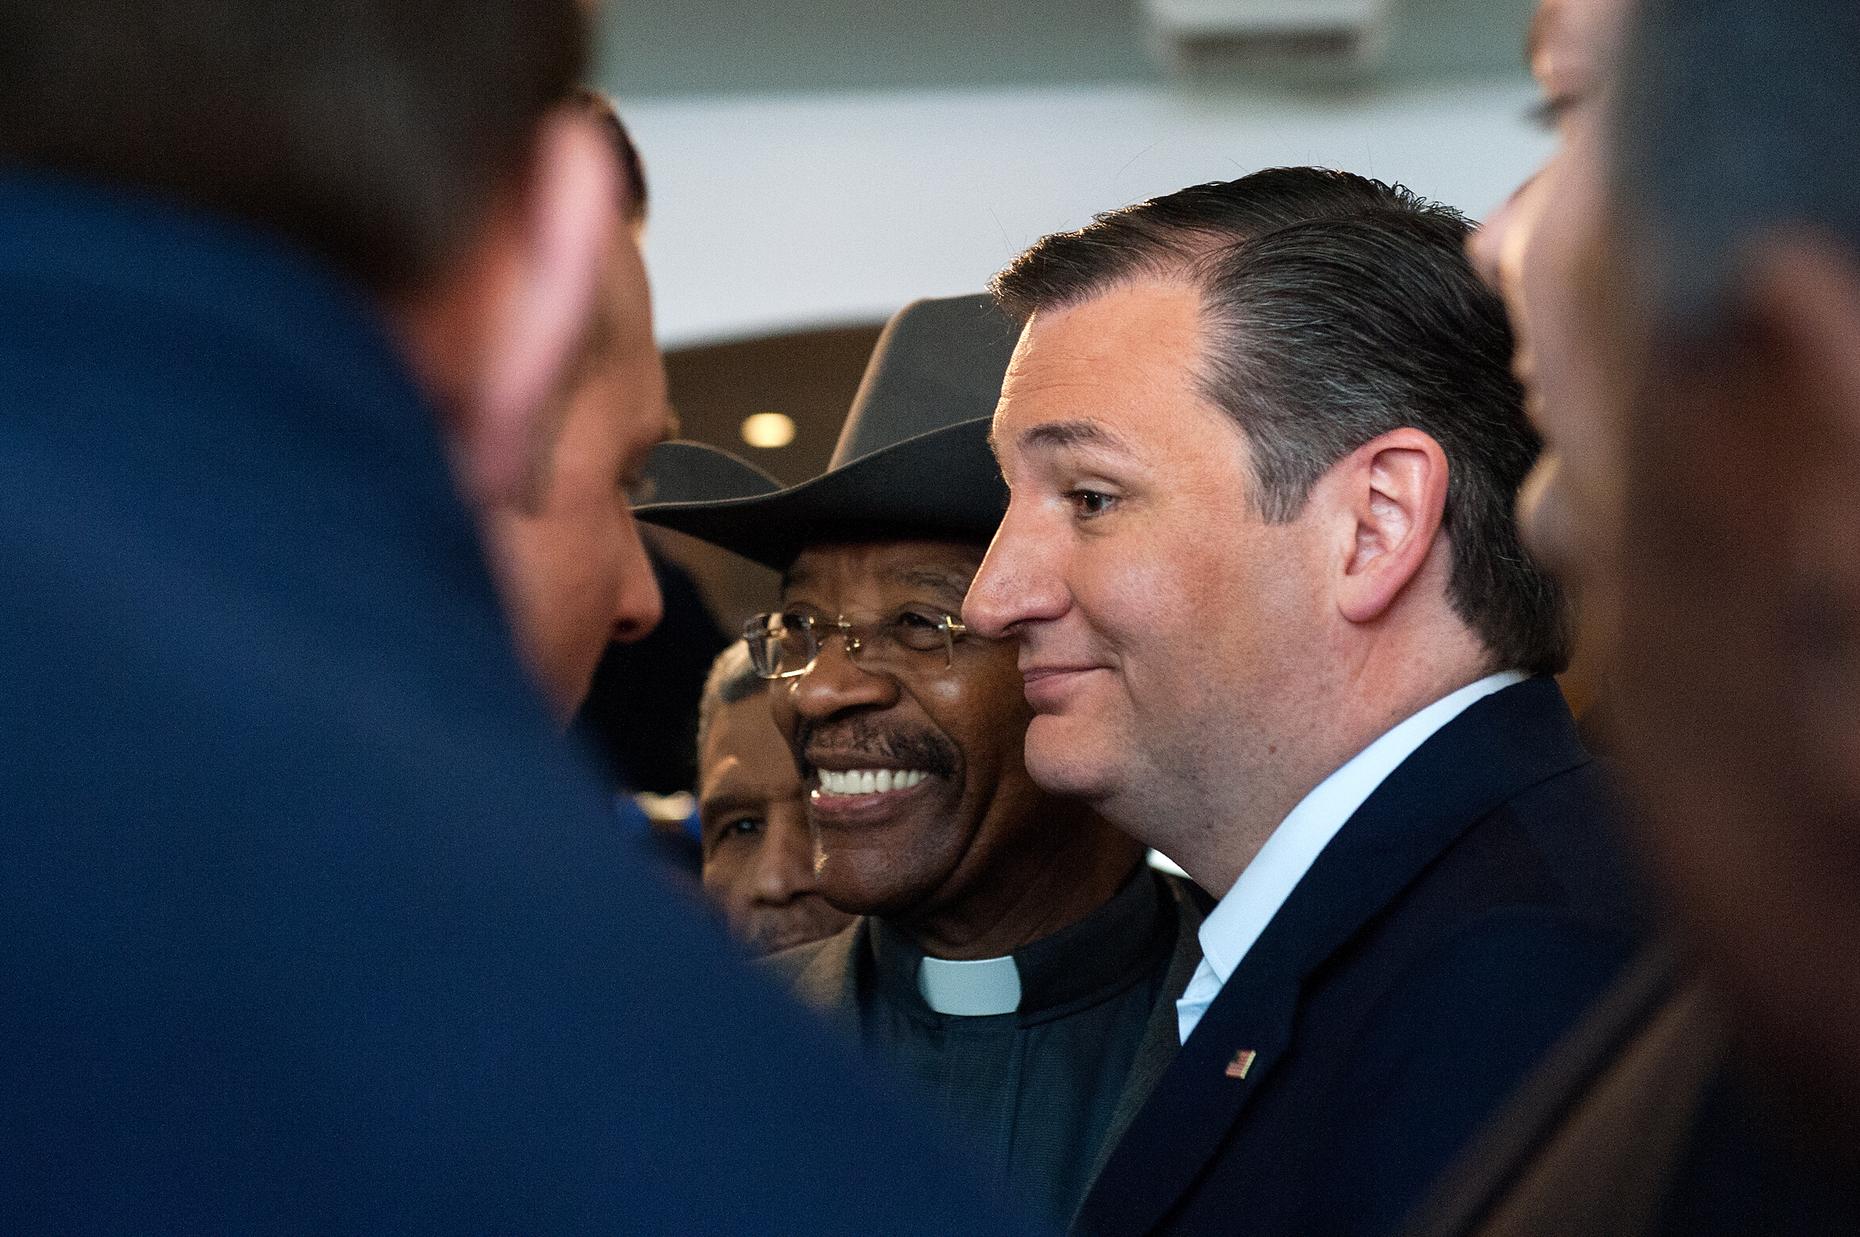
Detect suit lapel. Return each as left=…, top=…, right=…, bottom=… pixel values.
left=1083, top=876, right=1214, bottom=1207
left=1076, top=928, right=1302, bottom=1234
left=1077, top=679, right=1588, bottom=1235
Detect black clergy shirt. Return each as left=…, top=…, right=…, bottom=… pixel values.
left=770, top=867, right=1199, bottom=1224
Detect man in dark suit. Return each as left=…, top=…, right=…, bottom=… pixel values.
left=0, top=3, right=1028, bottom=1231
left=963, top=168, right=1643, bottom=1235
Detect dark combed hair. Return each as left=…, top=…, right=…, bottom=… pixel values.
left=0, top=0, right=589, bottom=294
left=993, top=168, right=1570, bottom=676
left=1614, top=0, right=1860, bottom=335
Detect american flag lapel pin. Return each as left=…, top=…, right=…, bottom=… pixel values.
left=1224, top=1049, right=1257, bottom=1080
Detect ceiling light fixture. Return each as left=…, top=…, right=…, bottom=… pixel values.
left=741, top=412, right=797, bottom=449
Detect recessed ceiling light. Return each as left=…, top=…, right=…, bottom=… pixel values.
left=741, top=412, right=797, bottom=449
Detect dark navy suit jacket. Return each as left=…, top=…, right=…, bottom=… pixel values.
left=1075, top=679, right=1642, bottom=1236
left=0, top=174, right=1029, bottom=1233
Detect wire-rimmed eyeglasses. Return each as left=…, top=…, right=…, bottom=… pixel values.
left=744, top=609, right=971, bottom=680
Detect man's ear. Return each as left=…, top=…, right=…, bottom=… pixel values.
left=450, top=106, right=620, bottom=511
left=1329, top=427, right=1450, bottom=625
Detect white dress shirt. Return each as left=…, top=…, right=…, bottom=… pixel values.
left=1175, top=671, right=1528, bottom=1044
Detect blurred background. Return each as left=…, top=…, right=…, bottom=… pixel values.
left=579, top=0, right=1550, bottom=790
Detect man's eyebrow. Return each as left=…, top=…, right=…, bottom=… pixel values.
left=621, top=404, right=678, bottom=485
left=1012, top=418, right=1135, bottom=456
left=700, top=789, right=753, bottom=812
left=698, top=786, right=759, bottom=824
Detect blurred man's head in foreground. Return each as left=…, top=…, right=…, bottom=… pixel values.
left=1611, top=0, right=1860, bottom=1157
left=477, top=92, right=670, bottom=719
left=1483, top=0, right=1860, bottom=1161
left=0, top=2, right=667, bottom=719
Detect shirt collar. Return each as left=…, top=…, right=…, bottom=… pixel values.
left=1195, top=670, right=1529, bottom=987
left=868, top=863, right=1169, bottom=1021
left=918, top=955, right=1022, bottom=1015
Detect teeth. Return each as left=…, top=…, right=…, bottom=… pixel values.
left=816, top=769, right=930, bottom=797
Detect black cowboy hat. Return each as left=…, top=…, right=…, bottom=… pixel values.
left=633, top=293, right=1020, bottom=572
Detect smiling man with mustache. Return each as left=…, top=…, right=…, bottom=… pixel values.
left=638, top=294, right=1209, bottom=1226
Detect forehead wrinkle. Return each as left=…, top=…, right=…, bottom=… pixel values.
left=782, top=550, right=979, bottom=604
left=882, top=563, right=977, bottom=602
left=698, top=759, right=747, bottom=805
left=1005, top=279, right=1209, bottom=457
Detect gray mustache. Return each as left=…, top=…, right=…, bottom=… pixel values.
left=795, top=717, right=959, bottom=781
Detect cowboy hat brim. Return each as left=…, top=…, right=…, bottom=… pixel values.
left=634, top=416, right=1004, bottom=572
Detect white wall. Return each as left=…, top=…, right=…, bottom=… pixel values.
left=613, top=79, right=1552, bottom=348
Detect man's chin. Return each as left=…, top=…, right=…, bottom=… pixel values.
left=1024, top=715, right=1118, bottom=802
left=813, top=854, right=958, bottom=922
left=1517, top=453, right=1617, bottom=594
left=1517, top=457, right=1571, bottom=565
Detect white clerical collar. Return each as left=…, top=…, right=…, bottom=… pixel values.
left=1177, top=670, right=1527, bottom=1043
left=918, top=954, right=1022, bottom=1016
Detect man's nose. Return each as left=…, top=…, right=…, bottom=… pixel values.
left=963, top=500, right=1066, bottom=639
left=1467, top=204, right=1511, bottom=293
left=1468, top=173, right=1540, bottom=298
left=610, top=513, right=664, bottom=644
left=751, top=807, right=820, bottom=905
left=784, top=627, right=900, bottom=722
